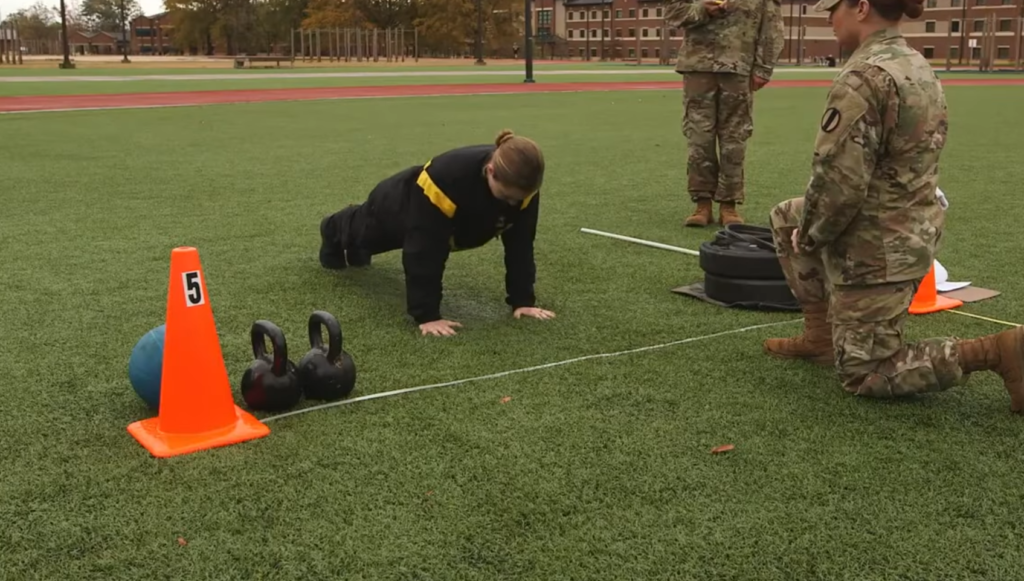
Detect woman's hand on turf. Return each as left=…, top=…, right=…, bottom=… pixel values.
left=513, top=307, right=556, bottom=320
left=419, top=319, right=463, bottom=337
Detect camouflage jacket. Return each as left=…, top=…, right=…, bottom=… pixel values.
left=796, top=28, right=949, bottom=286
left=664, top=0, right=784, bottom=80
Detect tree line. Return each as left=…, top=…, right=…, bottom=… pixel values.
left=3, top=0, right=142, bottom=42
left=1, top=0, right=525, bottom=57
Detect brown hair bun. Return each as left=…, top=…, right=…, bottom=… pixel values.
left=902, top=0, right=924, bottom=18
left=869, top=0, right=923, bottom=19
left=495, top=129, right=516, bottom=147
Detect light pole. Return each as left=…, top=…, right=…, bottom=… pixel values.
left=524, top=0, right=534, bottom=82
left=959, top=0, right=967, bottom=64
left=475, top=0, right=485, bottom=65
left=1015, top=0, right=1023, bottom=71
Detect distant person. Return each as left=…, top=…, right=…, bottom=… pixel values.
left=513, top=43, right=520, bottom=59
left=317, top=130, right=555, bottom=337
left=763, top=0, right=1023, bottom=410
left=664, top=0, right=785, bottom=227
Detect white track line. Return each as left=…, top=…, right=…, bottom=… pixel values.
left=261, top=318, right=799, bottom=423
left=0, top=67, right=841, bottom=83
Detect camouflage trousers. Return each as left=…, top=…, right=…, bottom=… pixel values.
left=681, top=72, right=754, bottom=204
left=768, top=197, right=966, bottom=398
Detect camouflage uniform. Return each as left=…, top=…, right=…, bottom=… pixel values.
left=764, top=24, right=1024, bottom=411
left=664, top=0, right=784, bottom=226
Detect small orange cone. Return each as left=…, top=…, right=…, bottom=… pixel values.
left=909, top=263, right=963, bottom=315
left=127, top=247, right=270, bottom=458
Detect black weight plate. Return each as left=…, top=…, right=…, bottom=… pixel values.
left=703, top=272, right=798, bottom=308
left=699, top=240, right=786, bottom=281
left=725, top=223, right=774, bottom=239
left=717, top=224, right=776, bottom=251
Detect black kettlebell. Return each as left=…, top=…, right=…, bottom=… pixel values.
left=296, top=310, right=357, bottom=401
left=240, top=320, right=302, bottom=412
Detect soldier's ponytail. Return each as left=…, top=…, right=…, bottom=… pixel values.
left=895, top=0, right=924, bottom=18
left=490, top=129, right=545, bottom=195
left=495, top=129, right=517, bottom=148
left=863, top=0, right=924, bottom=20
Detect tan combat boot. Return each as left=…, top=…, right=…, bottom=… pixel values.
left=956, top=326, right=1024, bottom=412
left=719, top=202, right=744, bottom=226
left=684, top=200, right=714, bottom=227
left=764, top=301, right=833, bottom=365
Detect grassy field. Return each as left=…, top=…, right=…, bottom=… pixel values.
left=2, top=79, right=1024, bottom=580
left=1, top=68, right=1019, bottom=98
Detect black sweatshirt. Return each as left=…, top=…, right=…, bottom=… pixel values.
left=365, top=144, right=540, bottom=325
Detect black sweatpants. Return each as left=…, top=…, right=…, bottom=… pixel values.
left=325, top=203, right=401, bottom=257
left=325, top=168, right=415, bottom=257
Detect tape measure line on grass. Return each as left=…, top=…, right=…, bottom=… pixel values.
left=262, top=319, right=800, bottom=423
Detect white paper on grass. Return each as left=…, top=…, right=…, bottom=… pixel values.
left=935, top=259, right=971, bottom=292
left=932, top=187, right=967, bottom=291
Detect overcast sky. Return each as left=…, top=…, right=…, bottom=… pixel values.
left=1, top=0, right=167, bottom=18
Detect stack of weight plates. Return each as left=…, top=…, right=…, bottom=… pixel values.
left=697, top=224, right=798, bottom=309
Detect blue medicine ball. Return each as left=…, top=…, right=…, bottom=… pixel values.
left=128, top=325, right=166, bottom=410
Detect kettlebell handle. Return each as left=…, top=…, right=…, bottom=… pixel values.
left=308, top=310, right=343, bottom=362
left=251, top=320, right=289, bottom=376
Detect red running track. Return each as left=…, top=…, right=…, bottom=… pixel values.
left=0, top=78, right=1020, bottom=113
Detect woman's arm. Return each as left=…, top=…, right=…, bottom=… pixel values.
left=752, top=0, right=785, bottom=83
left=797, top=69, right=890, bottom=254
left=501, top=193, right=539, bottom=311
left=402, top=169, right=456, bottom=325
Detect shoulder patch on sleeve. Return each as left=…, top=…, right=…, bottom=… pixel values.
left=813, top=74, right=874, bottom=158
left=820, top=108, right=841, bottom=133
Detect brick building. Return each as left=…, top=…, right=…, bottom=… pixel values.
left=529, top=0, right=1023, bottom=64
left=533, top=0, right=681, bottom=61
left=129, top=12, right=177, bottom=55
left=66, top=30, right=126, bottom=55
left=776, top=0, right=1021, bottom=64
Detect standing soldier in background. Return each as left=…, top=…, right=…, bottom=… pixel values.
left=665, top=0, right=784, bottom=227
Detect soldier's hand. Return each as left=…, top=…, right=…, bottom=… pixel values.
left=703, top=0, right=726, bottom=16
left=419, top=319, right=463, bottom=337
left=751, top=76, right=769, bottom=91
left=790, top=229, right=801, bottom=255
left=513, top=307, right=556, bottom=320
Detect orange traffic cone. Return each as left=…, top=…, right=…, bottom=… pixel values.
left=127, top=247, right=270, bottom=458
left=909, top=262, right=963, bottom=315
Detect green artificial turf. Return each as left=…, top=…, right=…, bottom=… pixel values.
left=0, top=71, right=672, bottom=97
left=0, top=68, right=808, bottom=98
left=2, top=85, right=1024, bottom=580
left=0, top=69, right=1018, bottom=98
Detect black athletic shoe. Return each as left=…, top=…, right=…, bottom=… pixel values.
left=346, top=248, right=372, bottom=267
left=319, top=216, right=347, bottom=270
